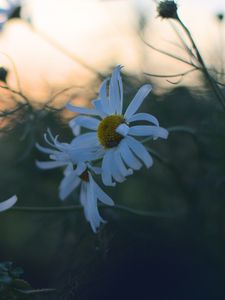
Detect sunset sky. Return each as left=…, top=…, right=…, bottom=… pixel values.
left=0, top=0, right=225, bottom=100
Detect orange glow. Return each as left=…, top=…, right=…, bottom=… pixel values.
left=0, top=0, right=224, bottom=102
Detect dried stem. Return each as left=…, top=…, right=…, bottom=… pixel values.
left=9, top=204, right=184, bottom=218
left=176, top=16, right=225, bottom=111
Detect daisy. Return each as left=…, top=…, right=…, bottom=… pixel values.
left=36, top=131, right=114, bottom=233
left=36, top=129, right=96, bottom=170
left=60, top=162, right=114, bottom=233
left=66, top=65, right=169, bottom=187
left=0, top=195, right=17, bottom=212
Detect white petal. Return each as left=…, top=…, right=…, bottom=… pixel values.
left=99, top=78, right=109, bottom=99
left=98, top=78, right=111, bottom=114
left=63, top=163, right=74, bottom=176
left=110, top=150, right=126, bottom=183
left=86, top=180, right=104, bottom=233
left=66, top=103, right=98, bottom=116
left=87, top=163, right=102, bottom=175
left=59, top=173, right=81, bottom=200
left=69, top=116, right=100, bottom=131
left=119, top=139, right=142, bottom=170
left=124, top=84, right=152, bottom=119
left=36, top=143, right=59, bottom=155
left=71, top=124, right=80, bottom=136
left=68, top=145, right=103, bottom=164
left=97, top=190, right=114, bottom=207
left=93, top=180, right=114, bottom=206
left=80, top=182, right=99, bottom=232
left=109, top=65, right=123, bottom=114
left=0, top=195, right=17, bottom=212
left=92, top=99, right=108, bottom=118
left=116, top=123, right=130, bottom=137
left=46, top=128, right=55, bottom=141
left=114, top=149, right=133, bottom=177
left=71, top=132, right=99, bottom=148
left=129, top=125, right=169, bottom=138
left=49, top=152, right=68, bottom=161
left=80, top=182, right=87, bottom=207
left=127, top=113, right=159, bottom=126
left=102, top=150, right=116, bottom=186
left=74, top=162, right=87, bottom=176
left=126, top=136, right=153, bottom=168
left=44, top=132, right=56, bottom=148
left=36, top=160, right=68, bottom=170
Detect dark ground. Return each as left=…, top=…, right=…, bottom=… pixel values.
left=1, top=85, right=225, bottom=299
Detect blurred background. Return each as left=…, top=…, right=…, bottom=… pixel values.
left=1, top=0, right=225, bottom=299
left=0, top=0, right=225, bottom=97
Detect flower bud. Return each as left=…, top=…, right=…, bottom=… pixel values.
left=157, top=1, right=178, bottom=19
left=216, top=12, right=224, bottom=23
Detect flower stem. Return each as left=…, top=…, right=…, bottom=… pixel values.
left=10, top=204, right=184, bottom=218
left=176, top=16, right=225, bottom=111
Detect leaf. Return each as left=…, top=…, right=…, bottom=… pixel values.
left=11, top=279, right=31, bottom=290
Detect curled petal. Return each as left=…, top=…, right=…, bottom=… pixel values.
left=69, top=116, right=100, bottom=131
left=127, top=113, right=159, bottom=126
left=36, top=160, right=68, bottom=170
left=102, top=150, right=116, bottom=186
left=0, top=195, right=17, bottom=212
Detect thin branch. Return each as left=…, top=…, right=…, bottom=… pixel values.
left=0, top=84, right=30, bottom=104
left=214, top=79, right=225, bottom=87
left=0, top=103, right=27, bottom=117
left=144, top=67, right=198, bottom=79
left=47, top=86, right=78, bottom=104
left=140, top=33, right=197, bottom=68
left=42, top=86, right=82, bottom=111
left=9, top=204, right=184, bottom=218
left=168, top=126, right=197, bottom=135
left=166, top=77, right=184, bottom=84
left=169, top=20, right=196, bottom=60
left=176, top=16, right=225, bottom=111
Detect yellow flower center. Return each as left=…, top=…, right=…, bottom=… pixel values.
left=97, top=115, right=125, bottom=148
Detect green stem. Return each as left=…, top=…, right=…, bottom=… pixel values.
left=142, top=126, right=197, bottom=146
left=16, top=288, right=56, bottom=295
left=168, top=126, right=196, bottom=135
left=10, top=204, right=184, bottom=218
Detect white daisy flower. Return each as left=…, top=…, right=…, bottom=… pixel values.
left=36, top=129, right=96, bottom=170
left=0, top=195, right=17, bottom=212
left=36, top=131, right=114, bottom=233
left=60, top=162, right=114, bottom=233
left=66, top=65, right=169, bottom=187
